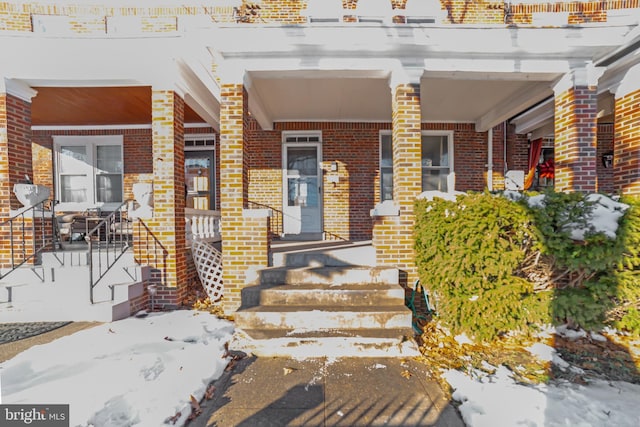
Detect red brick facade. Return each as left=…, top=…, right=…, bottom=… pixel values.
left=0, top=1, right=634, bottom=31
left=614, top=88, right=640, bottom=195
left=554, top=85, right=599, bottom=193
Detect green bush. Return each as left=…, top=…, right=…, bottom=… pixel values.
left=414, top=191, right=640, bottom=342
left=414, top=192, right=551, bottom=341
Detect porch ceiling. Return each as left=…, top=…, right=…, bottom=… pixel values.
left=31, top=86, right=205, bottom=126
left=247, top=71, right=555, bottom=127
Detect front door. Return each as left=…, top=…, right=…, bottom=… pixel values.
left=185, top=150, right=215, bottom=210
left=283, top=143, right=322, bottom=235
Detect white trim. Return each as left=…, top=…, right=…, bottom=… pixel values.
left=53, top=135, right=124, bottom=212
left=422, top=130, right=455, bottom=173
left=33, top=124, right=152, bottom=131
left=281, top=130, right=323, bottom=142
left=282, top=136, right=324, bottom=234
left=33, top=123, right=213, bottom=132
left=185, top=123, right=215, bottom=129
left=2, top=79, right=38, bottom=102
left=184, top=133, right=216, bottom=151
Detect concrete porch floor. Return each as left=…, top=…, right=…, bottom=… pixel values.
left=270, top=239, right=376, bottom=268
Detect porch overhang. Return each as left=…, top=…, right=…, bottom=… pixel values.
left=208, top=22, right=640, bottom=132
left=1, top=22, right=638, bottom=132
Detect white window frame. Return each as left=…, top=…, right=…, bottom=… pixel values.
left=53, top=135, right=124, bottom=212
left=379, top=130, right=455, bottom=199
left=379, top=131, right=393, bottom=201
left=421, top=130, right=454, bottom=192
left=185, top=133, right=217, bottom=210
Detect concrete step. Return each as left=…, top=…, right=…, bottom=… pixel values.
left=231, top=327, right=419, bottom=358
left=234, top=304, right=412, bottom=331
left=252, top=266, right=399, bottom=286
left=241, top=283, right=405, bottom=307
left=0, top=280, right=143, bottom=322
left=271, top=241, right=376, bottom=268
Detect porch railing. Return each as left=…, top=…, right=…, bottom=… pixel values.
left=0, top=199, right=56, bottom=281
left=185, top=208, right=221, bottom=244
left=85, top=200, right=133, bottom=304
left=247, top=201, right=282, bottom=238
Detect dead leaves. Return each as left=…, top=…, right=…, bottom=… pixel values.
left=283, top=366, right=298, bottom=375
left=187, top=394, right=202, bottom=421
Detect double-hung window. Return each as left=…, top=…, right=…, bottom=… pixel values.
left=421, top=132, right=453, bottom=192
left=54, top=135, right=124, bottom=211
left=380, top=131, right=454, bottom=199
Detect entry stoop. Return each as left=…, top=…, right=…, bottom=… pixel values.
left=232, top=264, right=419, bottom=358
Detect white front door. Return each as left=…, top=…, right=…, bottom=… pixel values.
left=283, top=143, right=322, bottom=235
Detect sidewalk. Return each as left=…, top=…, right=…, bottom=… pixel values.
left=188, top=356, right=465, bottom=427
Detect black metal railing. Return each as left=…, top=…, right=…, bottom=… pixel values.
left=85, top=200, right=133, bottom=303
left=0, top=199, right=56, bottom=281
left=247, top=201, right=283, bottom=239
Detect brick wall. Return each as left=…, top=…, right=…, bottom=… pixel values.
left=508, top=1, right=632, bottom=24
left=132, top=90, right=188, bottom=306
left=373, top=83, right=423, bottom=285
left=0, top=94, right=33, bottom=212
left=32, top=128, right=155, bottom=203
left=597, top=123, right=615, bottom=194
left=554, top=86, right=598, bottom=192
left=1, top=1, right=632, bottom=31
left=506, top=124, right=529, bottom=173
left=614, top=88, right=640, bottom=195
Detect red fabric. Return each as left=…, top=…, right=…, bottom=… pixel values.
left=539, top=158, right=554, bottom=179
left=524, top=138, right=543, bottom=190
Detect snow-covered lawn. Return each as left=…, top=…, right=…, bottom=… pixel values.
left=0, top=310, right=233, bottom=426
left=1, top=311, right=638, bottom=426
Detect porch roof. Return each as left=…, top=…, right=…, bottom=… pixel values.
left=1, top=22, right=638, bottom=132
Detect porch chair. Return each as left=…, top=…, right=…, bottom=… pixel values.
left=302, top=0, right=347, bottom=23
left=354, top=0, right=394, bottom=24
left=403, top=0, right=448, bottom=24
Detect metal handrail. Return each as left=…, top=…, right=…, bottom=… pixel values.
left=0, top=199, right=56, bottom=280
left=247, top=201, right=283, bottom=238
left=85, top=200, right=133, bottom=304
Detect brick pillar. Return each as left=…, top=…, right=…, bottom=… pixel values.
left=219, top=82, right=269, bottom=313
left=614, top=68, right=640, bottom=195
left=553, top=69, right=601, bottom=192
left=0, top=82, right=37, bottom=268
left=373, top=81, right=422, bottom=286
left=133, top=89, right=187, bottom=307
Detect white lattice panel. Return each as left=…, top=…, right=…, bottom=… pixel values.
left=192, top=239, right=224, bottom=302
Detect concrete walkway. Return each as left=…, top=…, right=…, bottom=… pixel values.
left=189, top=356, right=465, bottom=427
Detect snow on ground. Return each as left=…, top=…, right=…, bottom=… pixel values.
left=445, top=365, right=640, bottom=427
left=445, top=327, right=640, bottom=427
left=1, top=312, right=639, bottom=427
left=0, top=310, right=234, bottom=427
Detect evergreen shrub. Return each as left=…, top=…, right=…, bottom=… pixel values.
left=414, top=191, right=640, bottom=342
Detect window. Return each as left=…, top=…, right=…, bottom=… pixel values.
left=421, top=133, right=453, bottom=192
left=54, top=136, right=123, bottom=210
left=380, top=133, right=393, bottom=201
left=380, top=131, right=454, bottom=199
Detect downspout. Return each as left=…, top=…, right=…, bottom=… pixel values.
left=503, top=121, right=508, bottom=174
left=487, top=128, right=493, bottom=191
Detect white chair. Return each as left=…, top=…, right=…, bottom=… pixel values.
left=303, top=0, right=347, bottom=23
left=403, top=0, right=448, bottom=24
left=355, top=0, right=394, bottom=24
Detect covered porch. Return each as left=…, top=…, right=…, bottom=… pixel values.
left=1, top=16, right=640, bottom=319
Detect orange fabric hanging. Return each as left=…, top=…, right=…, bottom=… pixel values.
left=524, top=138, right=543, bottom=190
